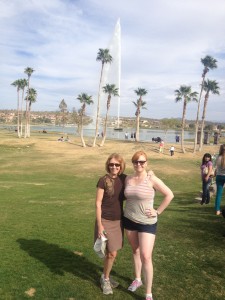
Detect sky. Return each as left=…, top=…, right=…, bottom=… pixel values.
left=1, top=0, right=225, bottom=122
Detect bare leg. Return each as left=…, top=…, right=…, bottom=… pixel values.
left=103, top=251, right=117, bottom=279
left=125, top=230, right=142, bottom=279
left=138, top=232, right=155, bottom=294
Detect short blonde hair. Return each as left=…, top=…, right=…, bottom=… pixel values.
left=105, top=153, right=126, bottom=175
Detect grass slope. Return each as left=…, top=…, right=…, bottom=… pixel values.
left=0, top=129, right=224, bottom=300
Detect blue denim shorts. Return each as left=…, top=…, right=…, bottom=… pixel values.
left=123, top=216, right=157, bottom=234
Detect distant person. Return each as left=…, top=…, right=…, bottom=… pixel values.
left=95, top=153, right=126, bottom=295
left=159, top=141, right=164, bottom=153
left=215, top=144, right=225, bottom=215
left=131, top=132, right=134, bottom=139
left=200, top=153, right=213, bottom=205
left=58, top=136, right=64, bottom=142
left=125, top=132, right=128, bottom=140
left=123, top=151, right=174, bottom=300
left=170, top=146, right=175, bottom=156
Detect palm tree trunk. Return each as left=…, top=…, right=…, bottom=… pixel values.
left=193, top=77, right=205, bottom=153
left=135, top=114, right=140, bottom=142
left=199, top=94, right=209, bottom=151
left=24, top=100, right=28, bottom=138
left=80, top=116, right=86, bottom=147
left=93, top=64, right=104, bottom=147
left=181, top=101, right=187, bottom=153
left=100, top=110, right=109, bottom=147
left=27, top=104, right=31, bottom=137
left=17, top=90, right=21, bottom=138
left=24, top=80, right=30, bottom=138
left=20, top=89, right=25, bottom=137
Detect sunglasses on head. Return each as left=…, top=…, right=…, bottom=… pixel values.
left=108, top=163, right=121, bottom=167
left=132, top=160, right=146, bottom=165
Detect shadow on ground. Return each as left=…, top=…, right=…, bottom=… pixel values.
left=17, top=238, right=142, bottom=299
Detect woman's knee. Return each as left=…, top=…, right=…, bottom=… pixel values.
left=132, top=246, right=140, bottom=256
left=141, top=253, right=152, bottom=265
left=106, top=251, right=117, bottom=259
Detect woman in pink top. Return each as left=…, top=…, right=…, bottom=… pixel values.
left=123, top=151, right=174, bottom=300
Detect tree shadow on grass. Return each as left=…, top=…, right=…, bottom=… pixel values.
left=17, top=238, right=142, bottom=299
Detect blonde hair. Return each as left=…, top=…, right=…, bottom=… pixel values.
left=105, top=153, right=126, bottom=175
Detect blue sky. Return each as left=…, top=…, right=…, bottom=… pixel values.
left=1, top=0, right=225, bottom=121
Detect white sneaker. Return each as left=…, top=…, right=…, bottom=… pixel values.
left=100, top=274, right=119, bottom=288
left=101, top=279, right=113, bottom=295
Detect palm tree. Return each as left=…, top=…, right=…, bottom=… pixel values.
left=11, top=79, right=22, bottom=138
left=59, top=99, right=68, bottom=132
left=100, top=84, right=119, bottom=147
left=26, top=88, right=37, bottom=137
left=193, top=56, right=217, bottom=152
left=175, top=85, right=198, bottom=153
left=77, top=93, right=93, bottom=147
left=19, top=79, right=28, bottom=136
left=24, top=67, right=34, bottom=138
left=92, top=48, right=113, bottom=147
left=199, top=80, right=220, bottom=151
left=134, top=88, right=148, bottom=142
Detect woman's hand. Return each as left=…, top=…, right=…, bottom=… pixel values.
left=145, top=208, right=157, bottom=218
left=98, top=225, right=107, bottom=238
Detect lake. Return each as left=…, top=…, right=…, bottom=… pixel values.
left=29, top=125, right=194, bottom=143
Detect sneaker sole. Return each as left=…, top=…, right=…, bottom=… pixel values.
left=102, top=289, right=113, bottom=295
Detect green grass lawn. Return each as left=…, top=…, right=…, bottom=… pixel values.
left=0, top=130, right=224, bottom=300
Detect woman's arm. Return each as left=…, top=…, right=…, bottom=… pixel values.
left=95, top=187, right=105, bottom=237
left=205, top=162, right=213, bottom=181
left=147, top=175, right=174, bottom=217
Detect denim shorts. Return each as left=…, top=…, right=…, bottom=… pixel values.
left=123, top=216, right=157, bottom=234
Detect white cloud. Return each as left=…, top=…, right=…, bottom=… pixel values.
left=0, top=0, right=225, bottom=121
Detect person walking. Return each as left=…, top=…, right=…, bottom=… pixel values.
left=200, top=153, right=213, bottom=205
left=159, top=141, right=164, bottom=153
left=170, top=146, right=175, bottom=156
left=123, top=151, right=174, bottom=300
left=95, top=153, right=126, bottom=295
left=215, top=144, right=225, bottom=215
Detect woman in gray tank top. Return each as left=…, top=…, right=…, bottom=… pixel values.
left=123, top=150, right=174, bottom=300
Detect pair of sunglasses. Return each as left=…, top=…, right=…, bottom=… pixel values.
left=132, top=160, right=146, bottom=165
left=108, top=163, right=121, bottom=167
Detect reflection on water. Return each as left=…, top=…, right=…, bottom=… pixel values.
left=28, top=125, right=194, bottom=143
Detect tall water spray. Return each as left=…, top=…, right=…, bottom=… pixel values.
left=101, top=19, right=121, bottom=128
